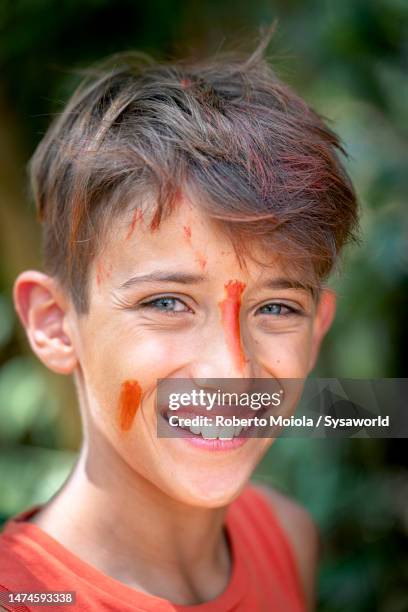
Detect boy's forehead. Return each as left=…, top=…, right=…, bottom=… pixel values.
left=100, top=197, right=314, bottom=293
left=105, top=198, right=220, bottom=260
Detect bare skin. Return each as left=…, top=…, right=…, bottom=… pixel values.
left=13, top=196, right=335, bottom=609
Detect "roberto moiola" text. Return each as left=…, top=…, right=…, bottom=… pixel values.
left=168, top=414, right=390, bottom=429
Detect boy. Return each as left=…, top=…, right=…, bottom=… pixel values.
left=0, top=36, right=358, bottom=611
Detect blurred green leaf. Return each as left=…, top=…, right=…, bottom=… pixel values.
left=0, top=293, right=14, bottom=348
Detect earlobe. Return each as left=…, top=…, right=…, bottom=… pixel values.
left=13, top=270, right=78, bottom=375
left=308, top=289, right=337, bottom=373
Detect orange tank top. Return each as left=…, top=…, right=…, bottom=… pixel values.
left=0, top=485, right=305, bottom=611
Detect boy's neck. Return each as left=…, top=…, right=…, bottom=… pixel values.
left=30, top=440, right=232, bottom=605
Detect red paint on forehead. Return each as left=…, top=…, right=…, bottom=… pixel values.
left=126, top=208, right=144, bottom=240
left=183, top=225, right=192, bottom=242
left=118, top=380, right=142, bottom=431
left=95, top=259, right=113, bottom=286
left=218, top=280, right=247, bottom=373
left=224, top=279, right=245, bottom=301
left=196, top=253, right=207, bottom=270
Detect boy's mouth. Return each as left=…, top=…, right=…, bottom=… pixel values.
left=162, top=411, right=249, bottom=440
left=158, top=404, right=269, bottom=441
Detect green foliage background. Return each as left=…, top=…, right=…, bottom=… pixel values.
left=0, top=1, right=407, bottom=610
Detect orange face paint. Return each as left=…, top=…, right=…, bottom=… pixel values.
left=182, top=226, right=207, bottom=270
left=196, top=253, right=207, bottom=270
left=95, top=259, right=113, bottom=286
left=118, top=380, right=142, bottom=431
left=183, top=224, right=192, bottom=242
left=218, top=280, right=247, bottom=373
left=126, top=208, right=144, bottom=240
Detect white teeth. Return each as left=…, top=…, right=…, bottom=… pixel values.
left=234, top=425, right=243, bottom=437
left=201, top=424, right=219, bottom=439
left=219, top=424, right=235, bottom=440
left=164, top=413, right=245, bottom=440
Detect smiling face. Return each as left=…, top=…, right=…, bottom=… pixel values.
left=15, top=196, right=335, bottom=508
left=60, top=196, right=334, bottom=507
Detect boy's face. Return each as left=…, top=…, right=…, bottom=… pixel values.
left=15, top=197, right=335, bottom=507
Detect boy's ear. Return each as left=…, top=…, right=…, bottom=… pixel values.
left=308, top=289, right=336, bottom=373
left=13, top=270, right=78, bottom=375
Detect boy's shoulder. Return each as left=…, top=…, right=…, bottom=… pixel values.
left=0, top=510, right=45, bottom=602
left=251, top=484, right=319, bottom=610
left=254, top=483, right=319, bottom=540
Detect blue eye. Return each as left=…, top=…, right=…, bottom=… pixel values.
left=257, top=303, right=298, bottom=316
left=141, top=296, right=190, bottom=313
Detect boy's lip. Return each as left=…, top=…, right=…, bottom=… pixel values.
left=181, top=435, right=249, bottom=451
left=157, top=409, right=252, bottom=451
left=158, top=403, right=267, bottom=419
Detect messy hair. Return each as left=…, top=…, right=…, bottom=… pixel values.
left=29, top=29, right=359, bottom=313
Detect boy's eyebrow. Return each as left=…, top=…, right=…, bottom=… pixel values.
left=118, top=271, right=207, bottom=290
left=261, top=278, right=313, bottom=292
left=118, top=273, right=313, bottom=292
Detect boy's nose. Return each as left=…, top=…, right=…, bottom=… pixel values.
left=189, top=278, right=256, bottom=381
left=189, top=323, right=253, bottom=381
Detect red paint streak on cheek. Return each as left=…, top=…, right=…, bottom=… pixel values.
left=118, top=380, right=142, bottom=431
left=218, top=280, right=247, bottom=372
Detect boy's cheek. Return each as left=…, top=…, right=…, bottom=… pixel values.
left=77, top=329, right=184, bottom=426
left=75, top=310, right=314, bottom=436
left=252, top=329, right=314, bottom=378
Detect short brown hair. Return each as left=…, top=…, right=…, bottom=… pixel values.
left=29, top=35, right=359, bottom=313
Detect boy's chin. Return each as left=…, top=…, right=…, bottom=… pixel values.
left=153, top=439, right=271, bottom=508
left=163, top=471, right=252, bottom=508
